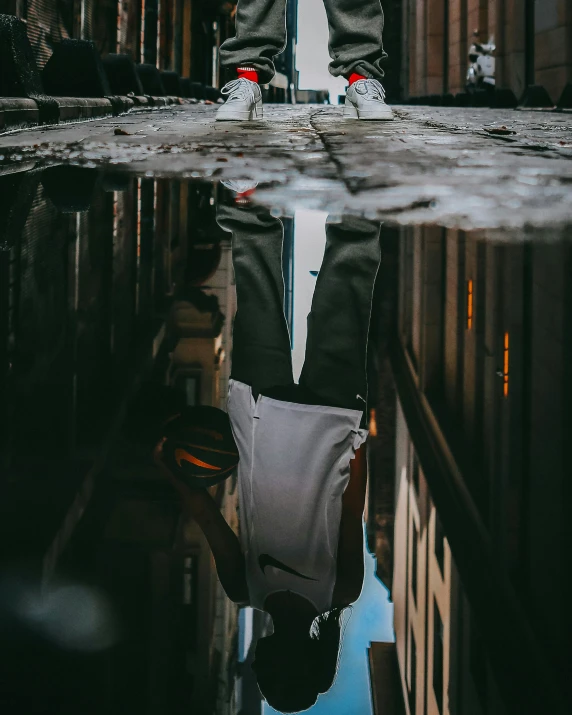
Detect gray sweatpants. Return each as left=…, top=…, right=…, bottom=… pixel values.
left=217, top=202, right=381, bottom=423
left=219, top=0, right=387, bottom=85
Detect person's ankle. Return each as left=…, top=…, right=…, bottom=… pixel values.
left=348, top=73, right=367, bottom=86
left=237, top=67, right=259, bottom=83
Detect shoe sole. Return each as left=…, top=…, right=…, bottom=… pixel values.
left=216, top=100, right=264, bottom=122
left=343, top=99, right=394, bottom=121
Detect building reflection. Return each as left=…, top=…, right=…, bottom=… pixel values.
left=0, top=167, right=248, bottom=713
left=368, top=226, right=572, bottom=715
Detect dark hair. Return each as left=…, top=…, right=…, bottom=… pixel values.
left=253, top=608, right=349, bottom=713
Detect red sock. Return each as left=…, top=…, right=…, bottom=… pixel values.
left=237, top=67, right=259, bottom=83
left=348, top=73, right=367, bottom=85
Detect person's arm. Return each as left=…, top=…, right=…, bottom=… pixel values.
left=153, top=441, right=249, bottom=604
left=332, top=441, right=368, bottom=607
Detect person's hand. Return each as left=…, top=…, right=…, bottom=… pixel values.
left=153, top=437, right=188, bottom=497
left=153, top=437, right=175, bottom=478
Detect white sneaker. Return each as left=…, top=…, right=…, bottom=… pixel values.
left=216, top=78, right=263, bottom=121
left=221, top=180, right=259, bottom=204
left=344, top=79, right=394, bottom=120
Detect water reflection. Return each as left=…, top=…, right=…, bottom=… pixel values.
left=215, top=200, right=381, bottom=713
left=0, top=165, right=570, bottom=715
left=386, top=229, right=571, bottom=715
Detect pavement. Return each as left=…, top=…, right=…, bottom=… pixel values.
left=1, top=103, right=571, bottom=230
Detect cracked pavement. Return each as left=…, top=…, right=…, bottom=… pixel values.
left=1, top=103, right=571, bottom=230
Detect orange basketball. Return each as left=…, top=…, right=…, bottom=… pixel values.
left=161, top=406, right=239, bottom=487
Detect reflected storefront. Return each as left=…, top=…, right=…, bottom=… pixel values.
left=0, top=166, right=570, bottom=715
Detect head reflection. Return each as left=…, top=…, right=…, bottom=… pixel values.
left=252, top=592, right=346, bottom=713
left=218, top=188, right=381, bottom=712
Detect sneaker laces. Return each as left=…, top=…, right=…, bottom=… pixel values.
left=221, top=78, right=257, bottom=103
left=355, top=79, right=386, bottom=100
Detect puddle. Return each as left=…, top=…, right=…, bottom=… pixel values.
left=0, top=165, right=570, bottom=715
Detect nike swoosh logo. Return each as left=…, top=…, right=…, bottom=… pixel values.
left=259, top=554, right=317, bottom=581
left=175, top=448, right=220, bottom=471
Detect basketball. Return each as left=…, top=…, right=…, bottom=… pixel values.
left=161, top=406, right=239, bottom=488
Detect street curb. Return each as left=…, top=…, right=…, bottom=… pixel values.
left=137, top=64, right=167, bottom=96
left=0, top=14, right=213, bottom=134
left=161, top=70, right=182, bottom=96
left=180, top=78, right=192, bottom=98
left=42, top=39, right=111, bottom=99
left=41, top=165, right=98, bottom=212
left=0, top=98, right=40, bottom=132
left=557, top=83, right=572, bottom=110
left=55, top=97, right=115, bottom=122
left=519, top=84, right=554, bottom=109
left=0, top=94, right=196, bottom=133
left=491, top=88, right=518, bottom=109
left=102, top=53, right=145, bottom=96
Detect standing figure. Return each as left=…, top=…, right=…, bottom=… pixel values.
left=216, top=0, right=393, bottom=121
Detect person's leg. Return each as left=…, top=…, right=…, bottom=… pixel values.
left=219, top=0, right=288, bottom=85
left=322, top=0, right=387, bottom=81
left=320, top=0, right=392, bottom=120
left=299, top=215, right=381, bottom=413
left=217, top=203, right=294, bottom=395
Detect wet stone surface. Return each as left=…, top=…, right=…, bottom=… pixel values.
left=1, top=160, right=571, bottom=715
left=1, top=103, right=571, bottom=230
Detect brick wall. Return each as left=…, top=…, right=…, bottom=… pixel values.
left=534, top=0, right=572, bottom=102
left=447, top=0, right=467, bottom=93
left=427, top=0, right=446, bottom=94
left=497, top=0, right=527, bottom=97
left=404, top=0, right=572, bottom=101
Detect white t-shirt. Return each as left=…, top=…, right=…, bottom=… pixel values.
left=227, top=379, right=368, bottom=613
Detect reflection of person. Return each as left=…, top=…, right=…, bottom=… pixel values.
left=156, top=202, right=381, bottom=712
left=216, top=0, right=393, bottom=121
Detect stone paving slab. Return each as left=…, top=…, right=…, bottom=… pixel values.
left=306, top=106, right=572, bottom=229
left=0, top=103, right=333, bottom=180
left=1, top=103, right=571, bottom=230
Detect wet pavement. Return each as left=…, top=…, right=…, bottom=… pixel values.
left=0, top=128, right=571, bottom=715
left=1, top=103, right=572, bottom=229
